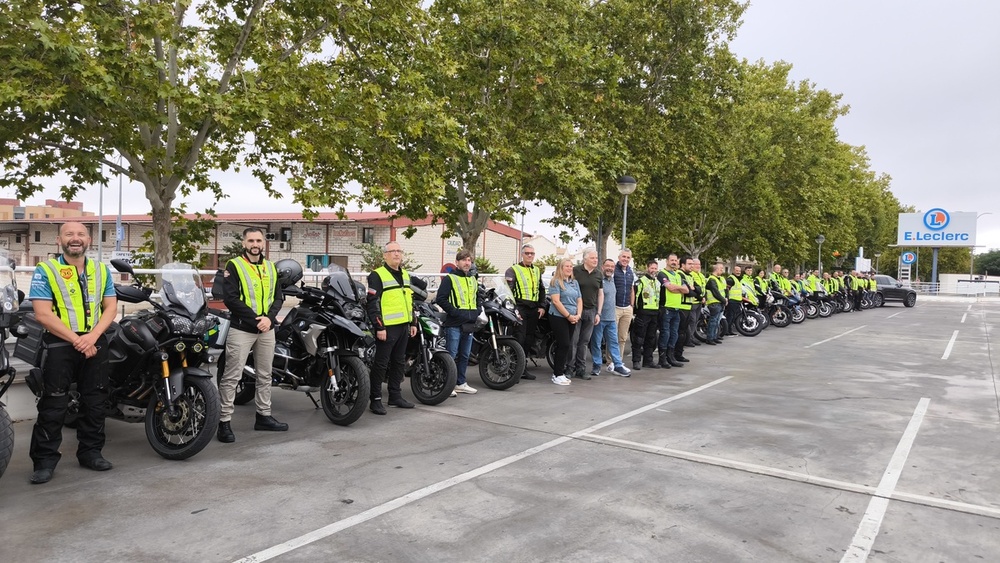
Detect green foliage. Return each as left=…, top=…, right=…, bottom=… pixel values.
left=535, top=254, right=562, bottom=268
left=974, top=249, right=1000, bottom=276
left=354, top=243, right=422, bottom=273
left=474, top=257, right=498, bottom=275
left=135, top=206, right=216, bottom=267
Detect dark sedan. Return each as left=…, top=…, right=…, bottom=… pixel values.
left=875, top=275, right=917, bottom=307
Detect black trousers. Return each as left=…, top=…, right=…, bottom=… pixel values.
left=515, top=303, right=540, bottom=356
left=673, top=308, right=690, bottom=357
left=631, top=312, right=659, bottom=365
left=725, top=300, right=741, bottom=335
left=854, top=290, right=863, bottom=310
left=549, top=315, right=576, bottom=377
left=369, top=324, right=409, bottom=401
left=30, top=334, right=110, bottom=470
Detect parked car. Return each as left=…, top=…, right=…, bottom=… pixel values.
left=874, top=275, right=917, bottom=307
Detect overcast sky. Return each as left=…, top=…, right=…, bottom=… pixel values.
left=8, top=1, right=998, bottom=252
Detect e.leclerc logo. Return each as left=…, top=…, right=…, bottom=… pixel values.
left=903, top=208, right=969, bottom=242
left=923, top=208, right=950, bottom=230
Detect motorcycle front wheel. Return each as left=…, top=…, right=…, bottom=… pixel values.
left=791, top=306, right=806, bottom=324
left=771, top=307, right=791, bottom=328
left=545, top=340, right=557, bottom=371
left=736, top=313, right=763, bottom=337
left=321, top=355, right=370, bottom=426
left=818, top=302, right=833, bottom=318
left=410, top=351, right=457, bottom=406
left=0, top=404, right=12, bottom=479
left=146, top=376, right=221, bottom=461
left=479, top=340, right=525, bottom=390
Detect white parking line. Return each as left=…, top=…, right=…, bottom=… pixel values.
left=805, top=326, right=867, bottom=348
left=961, top=313, right=967, bottom=323
left=942, top=330, right=959, bottom=360
left=967, top=304, right=973, bottom=312
left=234, top=376, right=733, bottom=563
left=886, top=312, right=901, bottom=319
left=841, top=398, right=930, bottom=563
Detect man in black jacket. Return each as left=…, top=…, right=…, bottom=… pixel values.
left=217, top=227, right=286, bottom=443
left=365, top=241, right=418, bottom=414
left=435, top=250, right=483, bottom=394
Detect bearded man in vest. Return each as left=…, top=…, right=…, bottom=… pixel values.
left=435, top=249, right=483, bottom=395
left=28, top=222, right=118, bottom=484
left=218, top=227, right=287, bottom=443
left=365, top=241, right=419, bottom=415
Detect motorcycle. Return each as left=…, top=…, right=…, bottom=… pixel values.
left=18, top=261, right=222, bottom=460
left=468, top=278, right=526, bottom=390
left=401, top=280, right=457, bottom=405
left=0, top=253, right=23, bottom=479
left=767, top=290, right=793, bottom=328
left=217, top=263, right=371, bottom=426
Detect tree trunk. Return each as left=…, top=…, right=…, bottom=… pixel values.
left=455, top=206, right=491, bottom=260
left=586, top=222, right=615, bottom=260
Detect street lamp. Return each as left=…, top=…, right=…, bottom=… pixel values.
left=874, top=252, right=882, bottom=274
left=815, top=234, right=825, bottom=274
left=972, top=212, right=993, bottom=279
left=617, top=176, right=637, bottom=250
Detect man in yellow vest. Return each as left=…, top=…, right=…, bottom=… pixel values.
left=435, top=249, right=483, bottom=394
left=504, top=244, right=544, bottom=381
left=218, top=227, right=287, bottom=443
left=631, top=259, right=661, bottom=370
left=704, top=262, right=728, bottom=344
left=365, top=241, right=419, bottom=414
left=724, top=266, right=743, bottom=338
left=28, top=222, right=117, bottom=484
left=657, top=254, right=688, bottom=368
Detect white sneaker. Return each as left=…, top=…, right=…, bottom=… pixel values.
left=454, top=383, right=478, bottom=394
left=450, top=389, right=458, bottom=397
left=551, top=375, right=571, bottom=386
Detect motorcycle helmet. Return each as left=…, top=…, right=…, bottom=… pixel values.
left=275, top=258, right=303, bottom=288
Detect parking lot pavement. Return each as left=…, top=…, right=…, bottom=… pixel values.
left=1, top=299, right=999, bottom=562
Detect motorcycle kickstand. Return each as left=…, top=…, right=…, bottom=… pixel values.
left=305, top=392, right=321, bottom=409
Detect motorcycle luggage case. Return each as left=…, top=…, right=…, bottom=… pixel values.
left=13, top=312, right=46, bottom=367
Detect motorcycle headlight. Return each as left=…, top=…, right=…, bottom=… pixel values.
left=424, top=319, right=441, bottom=336
left=503, top=298, right=515, bottom=311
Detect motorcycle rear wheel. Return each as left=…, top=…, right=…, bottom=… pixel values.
left=321, top=355, right=370, bottom=426
left=410, top=351, right=457, bottom=406
left=215, top=353, right=256, bottom=406
left=0, top=405, right=12, bottom=480
left=146, top=376, right=221, bottom=461
left=479, top=340, right=525, bottom=390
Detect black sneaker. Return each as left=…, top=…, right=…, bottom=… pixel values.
left=520, top=373, right=536, bottom=381
left=388, top=397, right=415, bottom=409
left=370, top=399, right=387, bottom=415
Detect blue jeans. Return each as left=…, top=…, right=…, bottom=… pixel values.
left=658, top=309, right=681, bottom=353
left=590, top=318, right=624, bottom=371
left=707, top=303, right=724, bottom=341
left=444, top=326, right=474, bottom=385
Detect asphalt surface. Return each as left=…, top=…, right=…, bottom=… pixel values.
left=1, top=297, right=998, bottom=562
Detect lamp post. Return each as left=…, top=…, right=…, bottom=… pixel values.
left=815, top=234, right=825, bottom=274
left=617, top=176, right=637, bottom=250
left=972, top=212, right=993, bottom=279
left=874, top=252, right=881, bottom=274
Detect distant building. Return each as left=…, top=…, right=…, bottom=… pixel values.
left=0, top=209, right=529, bottom=273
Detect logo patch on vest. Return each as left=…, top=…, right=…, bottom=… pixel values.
left=61, top=268, right=74, bottom=280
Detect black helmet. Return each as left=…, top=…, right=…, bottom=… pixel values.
left=275, top=259, right=303, bottom=288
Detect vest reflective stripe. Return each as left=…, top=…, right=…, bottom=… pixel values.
left=39, top=258, right=105, bottom=332
left=375, top=267, right=413, bottom=325
left=448, top=274, right=478, bottom=310
left=677, top=271, right=692, bottom=310
left=705, top=276, right=725, bottom=305
left=727, top=275, right=743, bottom=300
left=229, top=256, right=277, bottom=315
left=511, top=265, right=540, bottom=302
left=637, top=276, right=659, bottom=311
left=663, top=270, right=683, bottom=309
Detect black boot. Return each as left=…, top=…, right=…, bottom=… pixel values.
left=655, top=355, right=670, bottom=369
left=633, top=362, right=642, bottom=371
left=254, top=413, right=289, bottom=431
left=217, top=421, right=235, bottom=443
left=370, top=398, right=387, bottom=415
left=675, top=353, right=690, bottom=363
left=667, top=352, right=683, bottom=368
left=388, top=396, right=415, bottom=409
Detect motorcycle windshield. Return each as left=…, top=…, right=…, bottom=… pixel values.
left=482, top=275, right=514, bottom=301
left=0, top=250, right=16, bottom=313
left=158, top=263, right=206, bottom=317
left=325, top=265, right=361, bottom=304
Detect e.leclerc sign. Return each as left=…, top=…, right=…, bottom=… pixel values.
left=896, top=208, right=978, bottom=247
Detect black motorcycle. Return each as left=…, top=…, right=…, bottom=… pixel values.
left=217, top=264, right=371, bottom=426
left=402, top=282, right=457, bottom=405
left=0, top=255, right=23, bottom=479
left=468, top=281, right=525, bottom=391
left=18, top=261, right=222, bottom=460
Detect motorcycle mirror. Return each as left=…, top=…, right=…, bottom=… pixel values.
left=110, top=259, right=134, bottom=275
left=17, top=289, right=24, bottom=304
